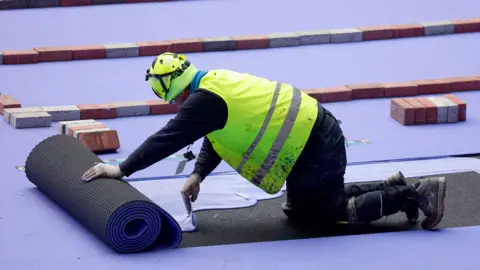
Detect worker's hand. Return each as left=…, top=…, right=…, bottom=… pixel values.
left=181, top=173, right=202, bottom=202
left=82, top=162, right=124, bottom=182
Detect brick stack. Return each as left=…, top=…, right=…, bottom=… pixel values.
left=0, top=98, right=178, bottom=129
left=2, top=104, right=81, bottom=129
left=58, top=120, right=120, bottom=153
left=4, top=107, right=52, bottom=129
left=390, top=94, right=466, bottom=125
left=0, top=95, right=21, bottom=114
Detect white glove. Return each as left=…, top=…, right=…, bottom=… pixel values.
left=82, top=162, right=124, bottom=182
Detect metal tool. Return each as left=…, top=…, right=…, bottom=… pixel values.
left=181, top=191, right=193, bottom=215
left=175, top=144, right=196, bottom=175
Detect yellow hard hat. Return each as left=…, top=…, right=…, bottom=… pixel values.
left=145, top=52, right=198, bottom=102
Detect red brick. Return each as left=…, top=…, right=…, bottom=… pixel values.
left=34, top=47, right=73, bottom=62
left=67, top=123, right=107, bottom=136
left=124, top=0, right=156, bottom=2
left=345, top=83, right=385, bottom=99
left=70, top=45, right=106, bottom=60
left=136, top=41, right=172, bottom=56
left=232, top=35, right=269, bottom=50
left=382, top=82, right=419, bottom=97
left=168, top=39, right=204, bottom=53
left=416, top=98, right=438, bottom=124
left=444, top=76, right=480, bottom=91
left=0, top=95, right=21, bottom=115
left=390, top=98, right=415, bottom=125
left=404, top=98, right=427, bottom=124
left=146, top=100, right=179, bottom=115
left=358, top=26, right=394, bottom=40
left=124, top=0, right=168, bottom=2
left=303, top=89, right=324, bottom=101
left=391, top=24, right=424, bottom=38
left=76, top=129, right=120, bottom=153
left=452, top=19, right=480, bottom=33
left=444, top=94, right=467, bottom=121
left=60, top=0, right=92, bottom=6
left=411, top=79, right=452, bottom=94
left=304, top=86, right=353, bottom=103
left=2, top=50, right=39, bottom=64
left=77, top=104, right=117, bottom=119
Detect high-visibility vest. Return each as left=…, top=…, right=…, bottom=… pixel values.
left=200, top=69, right=318, bottom=194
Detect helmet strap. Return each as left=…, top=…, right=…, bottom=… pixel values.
left=145, top=60, right=191, bottom=100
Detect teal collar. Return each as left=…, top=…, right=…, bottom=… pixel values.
left=189, top=70, right=208, bottom=93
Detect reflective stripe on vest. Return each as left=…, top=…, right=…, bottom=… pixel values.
left=200, top=69, right=318, bottom=194
left=236, top=82, right=303, bottom=186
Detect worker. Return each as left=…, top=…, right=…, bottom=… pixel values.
left=82, top=52, right=446, bottom=230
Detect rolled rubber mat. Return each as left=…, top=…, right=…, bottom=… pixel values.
left=24, top=135, right=182, bottom=253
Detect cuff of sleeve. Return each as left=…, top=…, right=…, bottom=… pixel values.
left=191, top=170, right=206, bottom=181
left=119, top=162, right=133, bottom=177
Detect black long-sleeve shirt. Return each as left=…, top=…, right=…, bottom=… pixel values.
left=119, top=89, right=228, bottom=179
left=119, top=88, right=330, bottom=180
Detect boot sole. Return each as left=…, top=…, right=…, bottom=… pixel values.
left=423, top=177, right=446, bottom=230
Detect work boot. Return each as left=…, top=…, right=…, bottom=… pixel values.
left=384, top=171, right=407, bottom=186
left=416, top=176, right=446, bottom=230
left=383, top=171, right=419, bottom=223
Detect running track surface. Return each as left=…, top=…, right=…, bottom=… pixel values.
left=1, top=0, right=480, bottom=269
left=2, top=33, right=480, bottom=106
left=2, top=33, right=480, bottom=179
left=1, top=0, right=480, bottom=50
left=2, top=226, right=480, bottom=269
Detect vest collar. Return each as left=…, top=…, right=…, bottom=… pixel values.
left=189, top=70, right=209, bottom=94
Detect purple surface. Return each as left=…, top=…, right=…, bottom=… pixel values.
left=0, top=0, right=478, bottom=268
left=2, top=90, right=480, bottom=180
left=1, top=33, right=480, bottom=178
left=326, top=91, right=480, bottom=163
left=0, top=0, right=479, bottom=50
left=219, top=227, right=480, bottom=270
left=1, top=198, right=479, bottom=270
left=1, top=33, right=480, bottom=106
left=1, top=123, right=479, bottom=267
left=1, top=114, right=479, bottom=267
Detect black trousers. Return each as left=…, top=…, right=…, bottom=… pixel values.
left=285, top=107, right=417, bottom=224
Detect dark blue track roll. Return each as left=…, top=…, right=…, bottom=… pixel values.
left=24, top=135, right=182, bottom=253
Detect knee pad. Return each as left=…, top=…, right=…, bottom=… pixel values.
left=347, top=193, right=384, bottom=223
left=347, top=197, right=358, bottom=223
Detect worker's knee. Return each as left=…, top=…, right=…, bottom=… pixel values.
left=283, top=186, right=347, bottom=224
